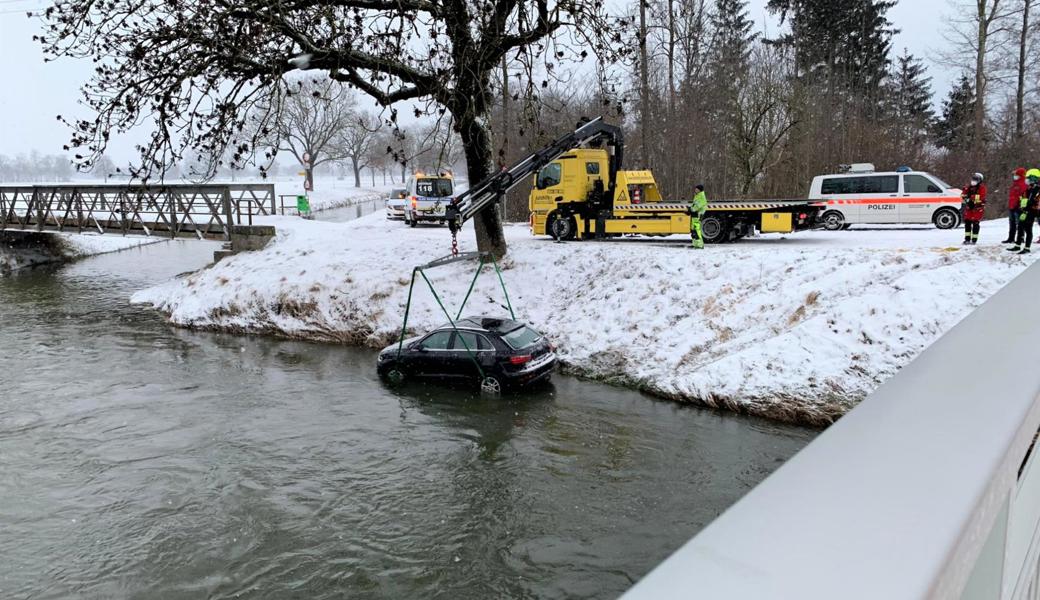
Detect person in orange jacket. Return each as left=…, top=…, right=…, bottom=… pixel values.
left=961, top=172, right=986, bottom=245
left=1003, top=167, right=1029, bottom=243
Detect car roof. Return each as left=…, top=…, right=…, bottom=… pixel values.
left=434, top=316, right=525, bottom=334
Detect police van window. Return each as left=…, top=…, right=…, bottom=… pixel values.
left=537, top=163, right=562, bottom=189
left=821, top=176, right=897, bottom=195
left=419, top=331, right=453, bottom=350
left=415, top=178, right=453, bottom=197
left=586, top=162, right=601, bottom=175
left=863, top=176, right=898, bottom=194
left=903, top=174, right=941, bottom=193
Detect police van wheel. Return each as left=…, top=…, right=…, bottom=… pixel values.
left=933, top=208, right=959, bottom=230
left=409, top=216, right=418, bottom=228
left=700, top=216, right=727, bottom=244
left=821, top=210, right=846, bottom=231
left=550, top=214, right=576, bottom=241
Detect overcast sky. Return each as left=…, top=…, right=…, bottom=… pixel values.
left=0, top=0, right=958, bottom=163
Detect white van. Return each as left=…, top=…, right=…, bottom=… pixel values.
left=403, top=172, right=455, bottom=227
left=809, top=165, right=963, bottom=230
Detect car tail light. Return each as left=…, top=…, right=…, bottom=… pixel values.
left=509, top=355, right=532, bottom=365
left=799, top=213, right=807, bottom=220
left=411, top=196, right=418, bottom=208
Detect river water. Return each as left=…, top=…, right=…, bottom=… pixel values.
left=0, top=214, right=815, bottom=599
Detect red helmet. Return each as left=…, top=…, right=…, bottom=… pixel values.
left=1016, top=167, right=1027, bottom=177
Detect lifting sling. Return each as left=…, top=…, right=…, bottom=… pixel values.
left=393, top=251, right=516, bottom=391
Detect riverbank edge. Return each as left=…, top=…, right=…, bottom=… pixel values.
left=134, top=306, right=848, bottom=427
left=1, top=231, right=164, bottom=274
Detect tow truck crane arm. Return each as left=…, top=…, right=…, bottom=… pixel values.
left=445, top=117, right=624, bottom=234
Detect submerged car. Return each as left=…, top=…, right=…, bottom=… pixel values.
left=377, top=316, right=556, bottom=392
left=386, top=188, right=408, bottom=220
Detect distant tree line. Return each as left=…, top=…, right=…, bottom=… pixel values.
left=0, top=152, right=117, bottom=183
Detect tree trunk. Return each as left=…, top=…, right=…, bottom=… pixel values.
left=638, top=0, right=652, bottom=169
left=352, top=157, right=361, bottom=187
left=974, top=0, right=989, bottom=159
left=457, top=114, right=507, bottom=258
left=1017, top=0, right=1030, bottom=141
left=371, top=167, right=376, bottom=186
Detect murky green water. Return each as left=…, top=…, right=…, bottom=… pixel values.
left=0, top=236, right=815, bottom=599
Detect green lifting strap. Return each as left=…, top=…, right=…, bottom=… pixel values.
left=392, top=251, right=517, bottom=381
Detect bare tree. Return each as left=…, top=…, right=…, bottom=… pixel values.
left=40, top=0, right=631, bottom=258
left=342, top=113, right=380, bottom=188
left=731, top=43, right=798, bottom=194
left=939, top=0, right=1017, bottom=157
left=262, top=79, right=356, bottom=192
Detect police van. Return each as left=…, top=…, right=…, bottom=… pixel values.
left=809, top=164, right=963, bottom=230
left=403, top=172, right=455, bottom=227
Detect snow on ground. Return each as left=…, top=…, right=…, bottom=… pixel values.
left=131, top=216, right=1034, bottom=425
left=58, top=232, right=162, bottom=257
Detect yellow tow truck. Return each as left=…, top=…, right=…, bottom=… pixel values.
left=529, top=147, right=819, bottom=243
left=446, top=117, right=820, bottom=244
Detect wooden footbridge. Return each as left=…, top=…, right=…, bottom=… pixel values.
left=0, top=183, right=277, bottom=241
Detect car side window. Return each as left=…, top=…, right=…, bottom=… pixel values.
left=451, top=331, right=489, bottom=351
left=586, top=162, right=600, bottom=175
left=903, top=175, right=941, bottom=194
left=537, top=163, right=562, bottom=189
left=419, top=331, right=453, bottom=350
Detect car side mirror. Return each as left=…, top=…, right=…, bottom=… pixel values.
left=417, top=346, right=428, bottom=352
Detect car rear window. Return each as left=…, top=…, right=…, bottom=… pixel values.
left=502, top=326, right=541, bottom=349
left=416, top=178, right=453, bottom=197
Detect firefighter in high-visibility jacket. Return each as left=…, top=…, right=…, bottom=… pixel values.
left=689, top=184, right=708, bottom=249
left=1010, top=169, right=1040, bottom=254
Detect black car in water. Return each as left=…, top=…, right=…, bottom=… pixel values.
left=377, top=317, right=556, bottom=392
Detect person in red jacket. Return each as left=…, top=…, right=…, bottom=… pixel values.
left=962, top=172, right=986, bottom=245
left=1003, top=168, right=1028, bottom=243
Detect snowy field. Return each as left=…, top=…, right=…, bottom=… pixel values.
left=131, top=216, right=1034, bottom=425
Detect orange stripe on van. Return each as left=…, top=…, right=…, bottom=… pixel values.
left=819, top=197, right=960, bottom=205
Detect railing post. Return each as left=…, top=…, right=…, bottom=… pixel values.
left=222, top=187, right=234, bottom=240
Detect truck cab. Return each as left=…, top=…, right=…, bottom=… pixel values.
left=809, top=165, right=962, bottom=230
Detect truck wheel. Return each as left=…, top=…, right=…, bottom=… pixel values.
left=933, top=207, right=959, bottom=230
left=700, top=216, right=728, bottom=244
left=821, top=210, right=846, bottom=231
left=550, top=214, right=577, bottom=241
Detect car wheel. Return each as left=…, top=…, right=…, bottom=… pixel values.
left=841, top=223, right=853, bottom=230
left=700, top=215, right=728, bottom=244
left=480, top=375, right=503, bottom=394
left=821, top=210, right=846, bottom=231
left=933, top=207, right=959, bottom=230
left=384, top=365, right=406, bottom=385
left=550, top=214, right=577, bottom=241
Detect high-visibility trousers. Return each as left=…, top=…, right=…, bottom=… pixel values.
left=691, top=215, right=704, bottom=248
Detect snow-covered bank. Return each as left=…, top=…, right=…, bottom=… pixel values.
left=1, top=231, right=161, bottom=274
left=132, top=216, right=1034, bottom=425
left=272, top=180, right=394, bottom=213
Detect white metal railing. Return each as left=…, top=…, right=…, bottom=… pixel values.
left=622, top=261, right=1040, bottom=600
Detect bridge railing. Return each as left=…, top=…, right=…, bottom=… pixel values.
left=623, top=261, right=1040, bottom=600
left=0, top=183, right=276, bottom=240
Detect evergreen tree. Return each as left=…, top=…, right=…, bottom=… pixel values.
left=767, top=0, right=896, bottom=93
left=709, top=0, right=757, bottom=86
left=885, top=50, right=935, bottom=152
left=934, top=76, right=977, bottom=151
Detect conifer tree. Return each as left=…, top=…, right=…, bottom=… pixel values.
left=934, top=76, right=977, bottom=151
